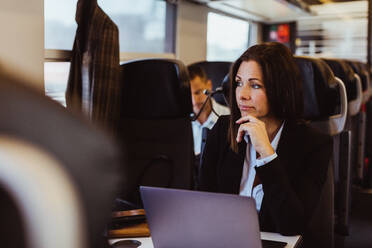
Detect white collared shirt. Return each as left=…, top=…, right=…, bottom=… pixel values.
left=239, top=122, right=285, bottom=211
left=192, top=99, right=230, bottom=155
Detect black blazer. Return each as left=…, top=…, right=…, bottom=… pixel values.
left=199, top=115, right=332, bottom=235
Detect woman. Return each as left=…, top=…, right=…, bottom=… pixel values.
left=199, top=42, right=332, bottom=236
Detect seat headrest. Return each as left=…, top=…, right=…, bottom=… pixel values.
left=295, top=56, right=339, bottom=120
left=120, top=59, right=192, bottom=119
left=346, top=60, right=368, bottom=92
left=188, top=61, right=232, bottom=106
left=322, top=58, right=357, bottom=101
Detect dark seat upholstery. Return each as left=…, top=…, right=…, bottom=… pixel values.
left=0, top=72, right=123, bottom=248
left=346, top=60, right=370, bottom=102
left=361, top=62, right=372, bottom=187
left=322, top=60, right=366, bottom=234
left=344, top=60, right=370, bottom=187
left=296, top=57, right=342, bottom=123
left=295, top=56, right=347, bottom=248
left=188, top=61, right=232, bottom=106
left=0, top=136, right=87, bottom=248
left=118, top=59, right=194, bottom=207
left=322, top=59, right=362, bottom=116
left=323, top=59, right=364, bottom=186
left=0, top=186, right=26, bottom=248
left=297, top=57, right=359, bottom=246
left=322, top=59, right=360, bottom=110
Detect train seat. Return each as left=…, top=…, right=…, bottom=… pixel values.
left=0, top=137, right=85, bottom=248
left=322, top=59, right=365, bottom=190
left=322, top=59, right=362, bottom=117
left=344, top=60, right=370, bottom=186
left=295, top=56, right=349, bottom=248
left=318, top=58, right=366, bottom=239
left=346, top=61, right=371, bottom=103
left=118, top=58, right=194, bottom=207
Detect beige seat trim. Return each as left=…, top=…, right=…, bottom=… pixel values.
left=0, top=136, right=86, bottom=248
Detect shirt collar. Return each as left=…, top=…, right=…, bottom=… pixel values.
left=192, top=99, right=219, bottom=129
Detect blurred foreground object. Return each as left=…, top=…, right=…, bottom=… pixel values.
left=0, top=70, right=125, bottom=248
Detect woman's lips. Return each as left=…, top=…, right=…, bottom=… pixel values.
left=239, top=105, right=255, bottom=111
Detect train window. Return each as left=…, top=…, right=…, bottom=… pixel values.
left=207, top=12, right=249, bottom=61
left=45, top=0, right=77, bottom=50
left=45, top=0, right=174, bottom=53
left=44, top=62, right=70, bottom=106
left=99, top=0, right=170, bottom=53
left=44, top=0, right=176, bottom=105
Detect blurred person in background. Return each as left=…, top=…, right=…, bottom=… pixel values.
left=188, top=65, right=230, bottom=187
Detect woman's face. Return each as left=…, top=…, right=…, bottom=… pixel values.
left=235, top=60, right=269, bottom=119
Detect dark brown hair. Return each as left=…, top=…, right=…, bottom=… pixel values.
left=228, top=42, right=303, bottom=152
left=187, top=65, right=208, bottom=83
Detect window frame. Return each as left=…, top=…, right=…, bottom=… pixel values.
left=44, top=0, right=177, bottom=104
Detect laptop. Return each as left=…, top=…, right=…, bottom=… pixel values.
left=140, top=186, right=287, bottom=248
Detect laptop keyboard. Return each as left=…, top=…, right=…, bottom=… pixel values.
left=261, top=239, right=287, bottom=248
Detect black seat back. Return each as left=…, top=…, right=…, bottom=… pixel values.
left=323, top=59, right=366, bottom=203
left=322, top=58, right=361, bottom=115
left=295, top=56, right=349, bottom=248
left=120, top=59, right=191, bottom=119
left=346, top=60, right=370, bottom=101
left=295, top=57, right=341, bottom=122
left=118, top=59, right=194, bottom=206
left=343, top=60, right=369, bottom=186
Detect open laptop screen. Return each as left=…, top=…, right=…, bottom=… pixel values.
left=140, top=186, right=263, bottom=248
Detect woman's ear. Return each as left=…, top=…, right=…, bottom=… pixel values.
left=206, top=79, right=213, bottom=91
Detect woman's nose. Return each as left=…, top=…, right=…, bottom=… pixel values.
left=239, top=85, right=251, bottom=100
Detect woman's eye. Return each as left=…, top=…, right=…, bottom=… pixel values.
left=251, top=83, right=262, bottom=89
left=236, top=81, right=243, bottom=87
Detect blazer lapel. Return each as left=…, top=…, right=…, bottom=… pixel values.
left=220, top=141, right=246, bottom=194
left=276, top=121, right=302, bottom=174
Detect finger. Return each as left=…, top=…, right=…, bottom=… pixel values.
left=236, top=123, right=254, bottom=143
left=236, top=125, right=248, bottom=143
left=236, top=115, right=260, bottom=124
left=236, top=128, right=244, bottom=143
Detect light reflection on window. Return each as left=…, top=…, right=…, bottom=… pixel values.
left=100, top=0, right=167, bottom=53
left=45, top=0, right=167, bottom=53
left=207, top=12, right=249, bottom=61
left=44, top=62, right=70, bottom=106
left=44, top=0, right=171, bottom=103
left=45, top=0, right=77, bottom=50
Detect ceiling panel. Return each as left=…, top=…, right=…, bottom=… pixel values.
left=205, top=0, right=314, bottom=22
left=309, top=0, right=367, bottom=17
left=301, top=0, right=362, bottom=4
left=188, top=0, right=367, bottom=23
